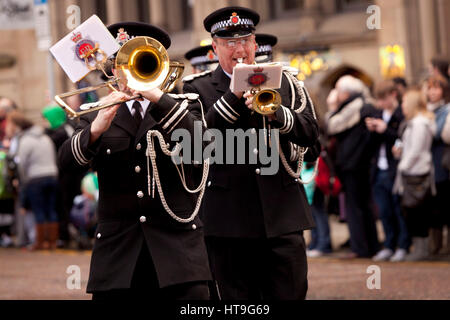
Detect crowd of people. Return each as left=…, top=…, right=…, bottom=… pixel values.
left=0, top=94, right=97, bottom=251
left=304, top=56, right=450, bottom=262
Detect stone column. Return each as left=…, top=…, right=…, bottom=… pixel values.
left=149, top=0, right=166, bottom=28
left=418, top=0, right=438, bottom=67
left=106, top=0, right=122, bottom=24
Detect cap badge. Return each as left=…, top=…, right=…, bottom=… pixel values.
left=230, top=12, right=240, bottom=25
left=207, top=49, right=215, bottom=61
left=116, top=28, right=130, bottom=45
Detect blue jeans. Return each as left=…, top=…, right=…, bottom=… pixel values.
left=23, top=176, right=58, bottom=224
left=373, top=170, right=410, bottom=250
left=308, top=203, right=332, bottom=253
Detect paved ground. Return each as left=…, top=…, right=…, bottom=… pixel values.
left=1, top=217, right=449, bottom=300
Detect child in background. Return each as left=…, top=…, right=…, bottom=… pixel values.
left=70, top=172, right=98, bottom=250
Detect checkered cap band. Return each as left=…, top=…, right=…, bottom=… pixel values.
left=190, top=55, right=218, bottom=65
left=256, top=44, right=272, bottom=54
left=211, top=18, right=254, bottom=34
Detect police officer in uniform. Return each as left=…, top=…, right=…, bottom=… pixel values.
left=255, top=33, right=277, bottom=63
left=59, top=22, right=211, bottom=300
left=182, top=7, right=319, bottom=300
left=185, top=44, right=219, bottom=74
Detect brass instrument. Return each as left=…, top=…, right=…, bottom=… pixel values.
left=251, top=88, right=281, bottom=115
left=55, top=36, right=184, bottom=118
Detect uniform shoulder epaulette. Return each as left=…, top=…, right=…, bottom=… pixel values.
left=182, top=69, right=213, bottom=83
left=167, top=93, right=200, bottom=101
left=282, top=66, right=299, bottom=76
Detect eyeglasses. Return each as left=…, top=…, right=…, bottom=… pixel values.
left=217, top=37, right=254, bottom=49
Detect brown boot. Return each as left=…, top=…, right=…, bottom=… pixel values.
left=429, top=228, right=443, bottom=255
left=30, top=224, right=45, bottom=251
left=48, top=222, right=59, bottom=250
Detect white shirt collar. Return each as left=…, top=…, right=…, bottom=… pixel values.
left=126, top=98, right=150, bottom=118
left=223, top=69, right=232, bottom=79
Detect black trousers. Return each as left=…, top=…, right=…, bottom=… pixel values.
left=341, top=171, right=380, bottom=257
left=206, top=232, right=308, bottom=300
left=92, top=241, right=210, bottom=301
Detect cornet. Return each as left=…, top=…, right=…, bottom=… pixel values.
left=55, top=36, right=184, bottom=118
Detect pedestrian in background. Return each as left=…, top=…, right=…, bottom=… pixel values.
left=326, top=75, right=380, bottom=258
left=425, top=75, right=450, bottom=256
left=393, top=89, right=436, bottom=261
left=367, top=80, right=410, bottom=262
left=5, top=111, right=59, bottom=250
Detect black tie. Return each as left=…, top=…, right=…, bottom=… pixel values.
left=132, top=101, right=143, bottom=127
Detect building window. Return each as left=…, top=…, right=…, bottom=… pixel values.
left=336, top=0, right=373, bottom=12
left=137, top=0, right=150, bottom=23
left=181, top=0, right=193, bottom=30
left=268, top=0, right=304, bottom=20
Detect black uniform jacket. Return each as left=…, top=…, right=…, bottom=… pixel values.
left=58, top=94, right=211, bottom=292
left=183, top=66, right=319, bottom=238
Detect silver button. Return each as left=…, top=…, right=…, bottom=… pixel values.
left=139, top=216, right=147, bottom=223
left=137, top=191, right=144, bottom=198
left=251, top=128, right=256, bottom=134
left=136, top=143, right=142, bottom=150
left=294, top=178, right=298, bottom=182
left=255, top=168, right=261, bottom=174
left=106, top=149, right=111, bottom=155
left=253, top=148, right=258, bottom=155
left=192, top=224, right=197, bottom=230
left=135, top=166, right=141, bottom=173
left=207, top=181, right=211, bottom=187
left=96, top=233, right=101, bottom=239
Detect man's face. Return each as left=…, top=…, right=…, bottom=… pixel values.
left=376, top=92, right=397, bottom=110
left=212, top=35, right=257, bottom=74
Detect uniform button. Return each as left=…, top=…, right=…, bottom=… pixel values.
left=106, top=149, right=111, bottom=155
left=192, top=224, right=197, bottom=230
left=135, top=166, right=141, bottom=173
left=136, top=143, right=142, bottom=150
left=253, top=148, right=258, bottom=155
left=255, top=168, right=261, bottom=175
left=294, top=178, right=298, bottom=182
left=139, top=216, right=147, bottom=223
left=207, top=181, right=211, bottom=187
left=96, top=233, right=101, bottom=239
left=251, top=128, right=256, bottom=134
left=137, top=191, right=144, bottom=198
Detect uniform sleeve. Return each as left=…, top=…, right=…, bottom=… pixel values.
left=58, top=116, right=98, bottom=172
left=269, top=72, right=319, bottom=148
left=183, top=82, right=250, bottom=129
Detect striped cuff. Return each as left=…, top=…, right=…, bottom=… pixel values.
left=213, top=94, right=241, bottom=124
left=276, top=105, right=294, bottom=134
left=71, top=131, right=89, bottom=166
left=162, top=100, right=190, bottom=133
left=289, top=142, right=300, bottom=161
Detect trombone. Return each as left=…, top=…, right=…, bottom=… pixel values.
left=55, top=36, right=184, bottom=118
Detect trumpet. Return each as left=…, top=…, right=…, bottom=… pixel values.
left=55, top=36, right=184, bottom=118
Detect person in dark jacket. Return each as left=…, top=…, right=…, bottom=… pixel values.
left=58, top=22, right=211, bottom=300
left=183, top=6, right=319, bottom=300
left=367, top=80, right=410, bottom=262
left=326, top=75, right=380, bottom=258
